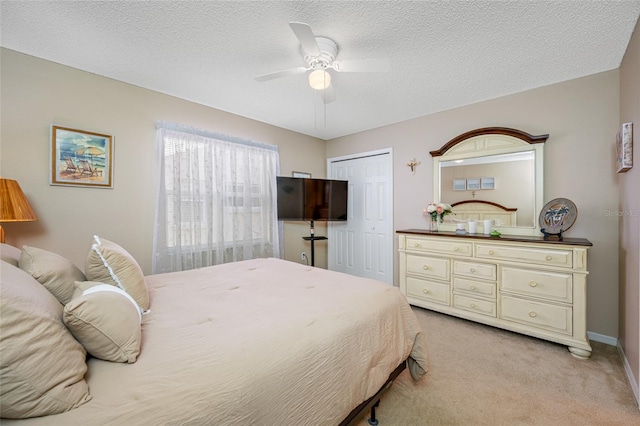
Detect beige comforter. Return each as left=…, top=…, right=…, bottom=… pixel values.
left=6, top=258, right=428, bottom=425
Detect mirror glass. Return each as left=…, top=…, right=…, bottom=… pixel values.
left=432, top=129, right=545, bottom=236
left=440, top=151, right=536, bottom=227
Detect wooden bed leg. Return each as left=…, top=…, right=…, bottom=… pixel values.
left=368, top=400, right=380, bottom=426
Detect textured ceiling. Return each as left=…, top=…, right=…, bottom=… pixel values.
left=2, top=1, right=639, bottom=140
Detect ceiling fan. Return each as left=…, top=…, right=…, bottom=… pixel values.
left=254, top=22, right=390, bottom=104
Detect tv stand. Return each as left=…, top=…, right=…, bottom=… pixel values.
left=302, top=220, right=327, bottom=267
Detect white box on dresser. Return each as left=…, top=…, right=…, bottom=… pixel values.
left=397, top=229, right=593, bottom=359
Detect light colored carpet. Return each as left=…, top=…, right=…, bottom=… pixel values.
left=357, top=307, right=640, bottom=425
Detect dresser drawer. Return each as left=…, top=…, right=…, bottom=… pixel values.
left=453, top=277, right=496, bottom=298
left=453, top=294, right=497, bottom=317
left=501, top=267, right=572, bottom=303
left=407, top=277, right=450, bottom=306
left=406, top=237, right=472, bottom=257
left=453, top=260, right=496, bottom=281
left=476, top=244, right=573, bottom=268
left=501, top=296, right=572, bottom=335
left=406, top=254, right=450, bottom=281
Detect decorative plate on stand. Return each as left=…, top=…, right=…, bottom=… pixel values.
left=539, top=198, right=577, bottom=238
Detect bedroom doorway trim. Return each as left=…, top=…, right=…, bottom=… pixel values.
left=327, top=148, right=393, bottom=285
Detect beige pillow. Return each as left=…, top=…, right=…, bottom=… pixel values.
left=85, top=235, right=150, bottom=311
left=64, top=282, right=142, bottom=363
left=0, top=243, right=21, bottom=266
left=18, top=245, right=86, bottom=305
left=0, top=260, right=91, bottom=419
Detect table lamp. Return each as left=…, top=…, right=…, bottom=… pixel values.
left=0, top=178, right=37, bottom=243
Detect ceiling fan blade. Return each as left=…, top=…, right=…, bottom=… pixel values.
left=332, top=58, right=390, bottom=73
left=321, top=84, right=336, bottom=104
left=289, top=22, right=320, bottom=56
left=254, top=67, right=308, bottom=82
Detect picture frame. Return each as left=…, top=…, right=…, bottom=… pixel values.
left=481, top=177, right=495, bottom=190
left=466, top=177, right=481, bottom=190
left=616, top=122, right=633, bottom=173
left=292, top=171, right=311, bottom=178
left=453, top=178, right=466, bottom=191
left=51, top=125, right=114, bottom=188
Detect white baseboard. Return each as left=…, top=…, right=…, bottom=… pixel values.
left=587, top=331, right=618, bottom=346
left=617, top=341, right=640, bottom=409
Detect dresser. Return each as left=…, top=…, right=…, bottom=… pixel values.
left=397, top=229, right=593, bottom=358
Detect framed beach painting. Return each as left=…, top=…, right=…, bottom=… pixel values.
left=50, top=125, right=114, bottom=188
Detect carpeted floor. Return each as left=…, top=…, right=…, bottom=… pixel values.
left=357, top=307, right=640, bottom=425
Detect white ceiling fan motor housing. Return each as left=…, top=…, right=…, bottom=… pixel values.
left=301, top=37, right=338, bottom=69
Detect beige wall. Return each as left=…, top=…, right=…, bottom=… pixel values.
left=1, top=46, right=632, bottom=343
left=0, top=48, right=327, bottom=273
left=619, top=19, right=640, bottom=401
left=327, top=70, right=621, bottom=338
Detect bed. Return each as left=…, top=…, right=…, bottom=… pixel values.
left=450, top=199, right=517, bottom=226
left=0, top=238, right=428, bottom=425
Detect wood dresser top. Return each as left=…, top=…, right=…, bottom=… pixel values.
left=396, top=229, right=592, bottom=247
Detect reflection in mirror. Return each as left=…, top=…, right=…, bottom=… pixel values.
left=440, top=151, right=535, bottom=227
left=431, top=127, right=548, bottom=236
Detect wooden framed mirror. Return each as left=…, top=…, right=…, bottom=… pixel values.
left=431, top=127, right=548, bottom=236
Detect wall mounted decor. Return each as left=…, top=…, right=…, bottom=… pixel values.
left=292, top=171, right=311, bottom=178
left=616, top=122, right=633, bottom=173
left=406, top=158, right=420, bottom=174
left=453, top=178, right=466, bottom=191
left=466, top=177, right=481, bottom=190
left=481, top=177, right=495, bottom=190
left=50, top=125, right=114, bottom=188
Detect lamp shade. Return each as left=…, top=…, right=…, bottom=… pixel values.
left=0, top=178, right=37, bottom=222
left=308, top=69, right=331, bottom=90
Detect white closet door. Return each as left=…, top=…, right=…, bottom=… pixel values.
left=328, top=149, right=393, bottom=284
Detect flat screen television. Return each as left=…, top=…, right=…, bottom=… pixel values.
left=276, top=176, right=348, bottom=221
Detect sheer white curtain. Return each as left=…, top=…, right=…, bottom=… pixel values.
left=152, top=121, right=281, bottom=274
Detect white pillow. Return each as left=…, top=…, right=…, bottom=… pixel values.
left=64, top=282, right=142, bottom=363
left=19, top=245, right=86, bottom=305
left=84, top=235, right=150, bottom=312
left=0, top=261, right=90, bottom=418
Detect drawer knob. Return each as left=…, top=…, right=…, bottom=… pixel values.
left=469, top=285, right=476, bottom=291
left=454, top=247, right=459, bottom=252
left=529, top=281, right=538, bottom=287
left=529, top=311, right=537, bottom=318
left=422, top=265, right=429, bottom=270
left=470, top=268, right=476, bottom=273
left=488, top=250, right=495, bottom=255
left=414, top=243, right=420, bottom=248
left=471, top=303, right=477, bottom=309
left=545, top=255, right=552, bottom=261
left=423, top=289, right=429, bottom=294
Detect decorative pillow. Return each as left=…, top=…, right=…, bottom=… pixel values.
left=0, top=260, right=91, bottom=419
left=18, top=245, right=86, bottom=305
left=64, top=282, right=142, bottom=363
left=85, top=235, right=150, bottom=311
left=0, top=243, right=21, bottom=266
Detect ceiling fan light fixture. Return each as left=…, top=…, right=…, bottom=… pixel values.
left=309, top=69, right=331, bottom=90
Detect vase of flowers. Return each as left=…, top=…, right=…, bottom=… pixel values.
left=424, top=202, right=453, bottom=231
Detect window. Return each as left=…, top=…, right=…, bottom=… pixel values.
left=153, top=122, right=281, bottom=273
